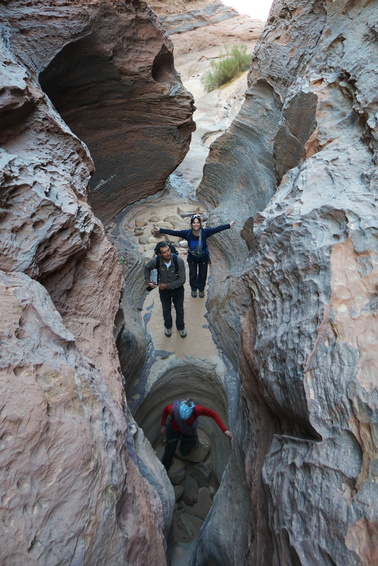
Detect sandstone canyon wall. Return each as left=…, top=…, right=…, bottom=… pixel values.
left=38, top=0, right=195, bottom=225
left=1, top=0, right=377, bottom=565
left=197, top=0, right=377, bottom=564
left=0, top=1, right=184, bottom=564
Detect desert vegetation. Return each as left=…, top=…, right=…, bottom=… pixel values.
left=201, top=44, right=251, bottom=92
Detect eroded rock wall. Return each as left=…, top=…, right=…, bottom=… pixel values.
left=34, top=0, right=195, bottom=225
left=197, top=0, right=378, bottom=564
left=0, top=2, right=176, bottom=564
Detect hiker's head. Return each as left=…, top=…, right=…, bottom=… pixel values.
left=155, top=242, right=171, bottom=261
left=190, top=214, right=202, bottom=230
left=179, top=399, right=195, bottom=420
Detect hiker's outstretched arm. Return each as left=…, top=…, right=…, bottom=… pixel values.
left=202, top=224, right=232, bottom=237
left=152, top=225, right=188, bottom=238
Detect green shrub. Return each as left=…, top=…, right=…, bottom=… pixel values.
left=201, top=45, right=251, bottom=92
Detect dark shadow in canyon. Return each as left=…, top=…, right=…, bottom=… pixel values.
left=134, top=365, right=232, bottom=558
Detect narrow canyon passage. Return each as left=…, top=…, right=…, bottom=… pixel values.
left=107, top=183, right=239, bottom=562
left=2, top=2, right=377, bottom=565
left=37, top=2, right=247, bottom=558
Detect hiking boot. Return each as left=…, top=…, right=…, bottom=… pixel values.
left=164, top=327, right=172, bottom=337
left=199, top=291, right=205, bottom=298
left=179, top=328, right=187, bottom=338
left=191, top=290, right=197, bottom=298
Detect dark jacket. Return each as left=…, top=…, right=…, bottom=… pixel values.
left=158, top=225, right=231, bottom=261
left=144, top=254, right=185, bottom=289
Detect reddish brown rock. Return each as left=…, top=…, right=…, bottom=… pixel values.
left=0, top=1, right=177, bottom=564
left=0, top=271, right=171, bottom=565
left=22, top=0, right=195, bottom=225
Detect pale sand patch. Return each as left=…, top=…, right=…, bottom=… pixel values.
left=143, top=260, right=218, bottom=360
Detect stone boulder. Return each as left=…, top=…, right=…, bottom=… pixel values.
left=193, top=487, right=213, bottom=520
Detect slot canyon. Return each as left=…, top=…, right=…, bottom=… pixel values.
left=0, top=1, right=377, bottom=565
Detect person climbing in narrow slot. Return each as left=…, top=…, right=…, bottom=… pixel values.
left=160, top=398, right=232, bottom=471
left=152, top=215, right=236, bottom=298
left=144, top=241, right=187, bottom=338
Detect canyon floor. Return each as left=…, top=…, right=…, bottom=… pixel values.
left=113, top=1, right=264, bottom=359
left=106, top=6, right=265, bottom=562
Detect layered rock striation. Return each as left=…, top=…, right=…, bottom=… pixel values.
left=35, top=0, right=195, bottom=224
left=197, top=0, right=378, bottom=564
left=2, top=0, right=377, bottom=565
left=0, top=1, right=179, bottom=564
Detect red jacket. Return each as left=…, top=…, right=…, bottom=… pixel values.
left=161, top=404, right=228, bottom=433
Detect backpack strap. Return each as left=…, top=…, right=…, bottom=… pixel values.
left=172, top=253, right=179, bottom=276
left=156, top=254, right=161, bottom=284
left=188, top=229, right=206, bottom=259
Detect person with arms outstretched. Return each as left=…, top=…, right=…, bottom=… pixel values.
left=153, top=215, right=236, bottom=298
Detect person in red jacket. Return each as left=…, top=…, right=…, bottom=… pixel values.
left=160, top=398, right=232, bottom=471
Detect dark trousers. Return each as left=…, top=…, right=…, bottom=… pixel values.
left=188, top=256, right=208, bottom=292
left=159, top=286, right=185, bottom=330
left=162, top=426, right=198, bottom=471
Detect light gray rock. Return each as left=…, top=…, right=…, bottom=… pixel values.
left=175, top=513, right=204, bottom=543
left=193, top=487, right=213, bottom=520
left=191, top=463, right=212, bottom=487
left=181, top=476, right=199, bottom=506
left=196, top=1, right=378, bottom=565
left=174, top=485, right=184, bottom=501
left=170, top=468, right=187, bottom=485
left=139, top=234, right=150, bottom=245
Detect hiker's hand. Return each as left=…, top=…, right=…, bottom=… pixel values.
left=230, top=221, right=236, bottom=227
left=224, top=430, right=233, bottom=439
left=159, top=283, right=167, bottom=290
left=147, top=282, right=157, bottom=289
left=160, top=426, right=166, bottom=435
left=151, top=225, right=160, bottom=235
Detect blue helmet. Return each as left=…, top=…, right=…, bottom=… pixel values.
left=179, top=399, right=195, bottom=420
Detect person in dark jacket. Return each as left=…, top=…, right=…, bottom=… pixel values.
left=160, top=398, right=232, bottom=471
left=153, top=215, right=236, bottom=298
left=144, top=241, right=187, bottom=338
